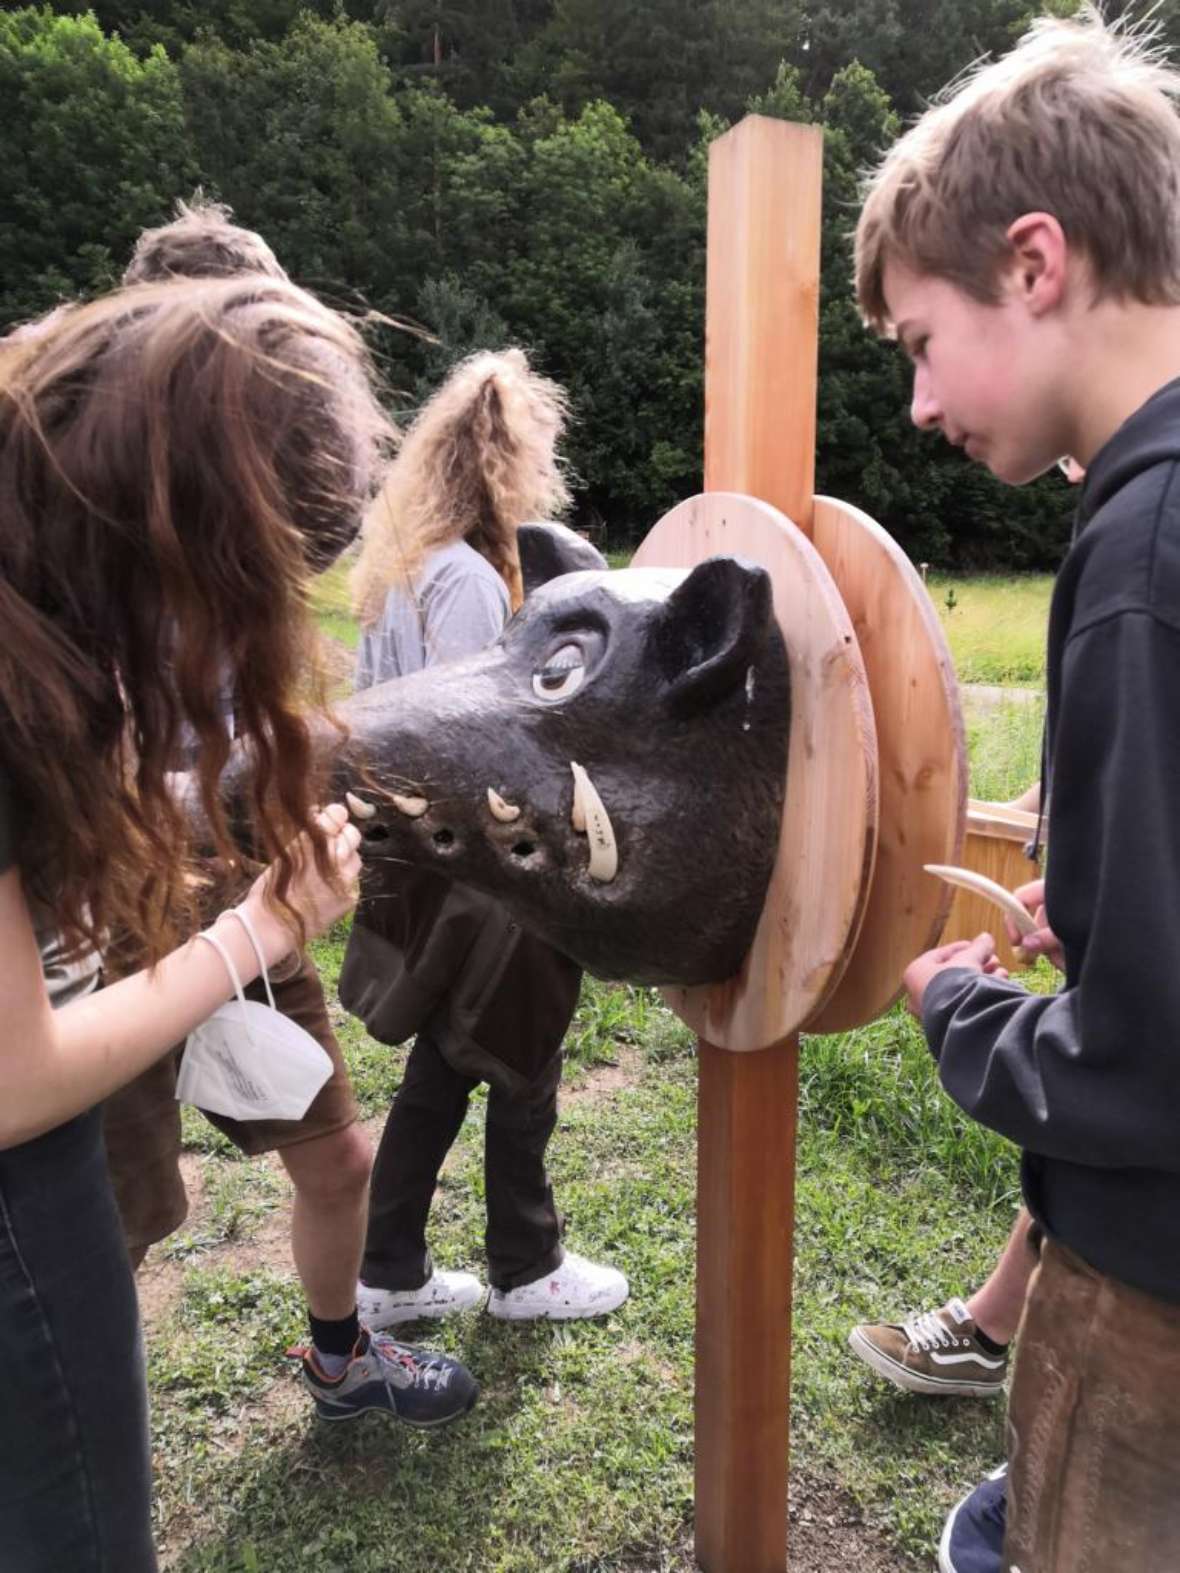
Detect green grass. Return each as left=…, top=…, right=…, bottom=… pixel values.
left=928, top=573, right=1052, bottom=686
left=310, top=559, right=359, bottom=651
left=965, top=693, right=1045, bottom=803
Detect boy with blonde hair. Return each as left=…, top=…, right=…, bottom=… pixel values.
left=857, top=8, right=1180, bottom=1569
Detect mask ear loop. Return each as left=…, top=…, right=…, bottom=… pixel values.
left=221, top=906, right=277, bottom=1010
left=195, top=925, right=257, bottom=1044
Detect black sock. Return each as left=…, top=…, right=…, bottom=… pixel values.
left=974, top=1328, right=1008, bottom=1356
left=309, top=1308, right=360, bottom=1358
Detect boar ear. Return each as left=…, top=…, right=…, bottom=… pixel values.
left=518, top=522, right=608, bottom=595
left=653, top=557, right=773, bottom=717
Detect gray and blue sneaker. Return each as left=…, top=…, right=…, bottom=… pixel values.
left=938, top=1464, right=1007, bottom=1573
left=294, top=1329, right=479, bottom=1428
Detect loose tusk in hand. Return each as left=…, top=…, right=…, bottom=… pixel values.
left=923, top=864, right=1037, bottom=937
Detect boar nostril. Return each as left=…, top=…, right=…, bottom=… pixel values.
left=511, top=840, right=537, bottom=859
left=432, top=828, right=456, bottom=849
left=361, top=823, right=389, bottom=842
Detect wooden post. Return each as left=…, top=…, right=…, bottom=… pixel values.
left=704, top=117, right=823, bottom=538
left=695, top=117, right=824, bottom=1573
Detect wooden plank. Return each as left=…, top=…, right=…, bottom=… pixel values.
left=632, top=492, right=878, bottom=1049
left=805, top=497, right=967, bottom=1032
left=704, top=117, right=823, bottom=535
left=689, top=113, right=831, bottom=1573
left=940, top=800, right=1042, bottom=972
left=695, top=1036, right=797, bottom=1573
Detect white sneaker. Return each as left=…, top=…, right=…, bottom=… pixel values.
left=357, top=1269, right=485, bottom=1329
left=486, top=1251, right=629, bottom=1321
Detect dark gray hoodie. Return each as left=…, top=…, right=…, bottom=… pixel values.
left=924, top=376, right=1180, bottom=1303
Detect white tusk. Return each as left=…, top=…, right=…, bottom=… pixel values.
left=570, top=773, right=587, bottom=834
left=345, top=791, right=377, bottom=821
left=487, top=787, right=521, bottom=823
left=923, top=864, right=1037, bottom=936
left=392, top=792, right=429, bottom=818
left=569, top=762, right=617, bottom=883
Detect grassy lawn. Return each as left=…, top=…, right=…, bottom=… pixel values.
left=137, top=583, right=1051, bottom=1569
left=310, top=558, right=359, bottom=652
left=924, top=573, right=1051, bottom=687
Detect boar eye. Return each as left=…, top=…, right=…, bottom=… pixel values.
left=532, top=643, right=585, bottom=701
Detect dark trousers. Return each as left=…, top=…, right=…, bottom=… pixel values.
left=0, top=1108, right=157, bottom=1572
left=362, top=1034, right=564, bottom=1293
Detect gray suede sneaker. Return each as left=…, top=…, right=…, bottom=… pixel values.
left=848, top=1298, right=1008, bottom=1397
left=295, top=1329, right=479, bottom=1427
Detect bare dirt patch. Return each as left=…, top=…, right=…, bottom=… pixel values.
left=561, top=1043, right=643, bottom=1108
left=575, top=1473, right=916, bottom=1571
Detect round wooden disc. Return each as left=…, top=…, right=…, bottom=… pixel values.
left=632, top=492, right=878, bottom=1051
left=803, top=496, right=966, bottom=1033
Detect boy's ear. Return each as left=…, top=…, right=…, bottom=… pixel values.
left=650, top=557, right=774, bottom=718
left=1006, top=212, right=1067, bottom=314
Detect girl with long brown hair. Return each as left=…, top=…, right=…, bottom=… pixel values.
left=0, top=276, right=474, bottom=1571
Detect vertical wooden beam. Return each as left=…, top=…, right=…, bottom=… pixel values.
left=696, top=115, right=823, bottom=1572
left=704, top=116, right=823, bottom=536
left=695, top=1037, right=798, bottom=1572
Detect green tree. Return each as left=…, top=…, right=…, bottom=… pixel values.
left=528, top=0, right=806, bottom=162
left=181, top=16, right=414, bottom=306
left=0, top=7, right=194, bottom=328
left=47, top=1, right=381, bottom=55
left=378, top=0, right=554, bottom=116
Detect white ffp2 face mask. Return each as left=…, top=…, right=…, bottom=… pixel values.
left=177, top=911, right=333, bottom=1123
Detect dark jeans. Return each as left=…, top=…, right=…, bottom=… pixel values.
left=362, top=1034, right=564, bottom=1293
left=0, top=1108, right=156, bottom=1572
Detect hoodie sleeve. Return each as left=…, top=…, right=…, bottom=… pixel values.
left=923, top=608, right=1180, bottom=1171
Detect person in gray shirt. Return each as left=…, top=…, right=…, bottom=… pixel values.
left=346, top=350, right=629, bottom=1325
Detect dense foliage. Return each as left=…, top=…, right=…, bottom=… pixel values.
left=7, top=1, right=1170, bottom=561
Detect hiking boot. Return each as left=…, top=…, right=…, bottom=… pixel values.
left=938, top=1465, right=1007, bottom=1573
left=357, top=1269, right=485, bottom=1329
left=848, top=1298, right=1008, bottom=1396
left=487, top=1251, right=629, bottom=1321
left=294, top=1328, right=479, bottom=1427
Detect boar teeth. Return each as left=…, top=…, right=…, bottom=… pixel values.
left=569, top=762, right=617, bottom=883
left=391, top=792, right=429, bottom=818
left=487, top=788, right=522, bottom=823
left=345, top=791, right=377, bottom=821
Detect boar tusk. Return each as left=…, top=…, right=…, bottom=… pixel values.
left=923, top=864, right=1037, bottom=937
left=570, top=776, right=587, bottom=834
left=487, top=787, right=522, bottom=823
left=345, top=791, right=377, bottom=821
left=569, top=762, right=617, bottom=883
left=391, top=792, right=429, bottom=818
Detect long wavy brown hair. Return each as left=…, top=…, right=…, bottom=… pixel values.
left=352, top=347, right=570, bottom=625
left=0, top=275, right=395, bottom=962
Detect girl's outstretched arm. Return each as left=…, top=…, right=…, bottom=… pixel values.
left=0, top=806, right=361, bottom=1149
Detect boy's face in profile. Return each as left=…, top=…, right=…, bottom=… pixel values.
left=883, top=256, right=1066, bottom=486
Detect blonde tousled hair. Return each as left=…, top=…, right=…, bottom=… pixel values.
left=856, top=5, right=1180, bottom=332
left=352, top=347, right=570, bottom=625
